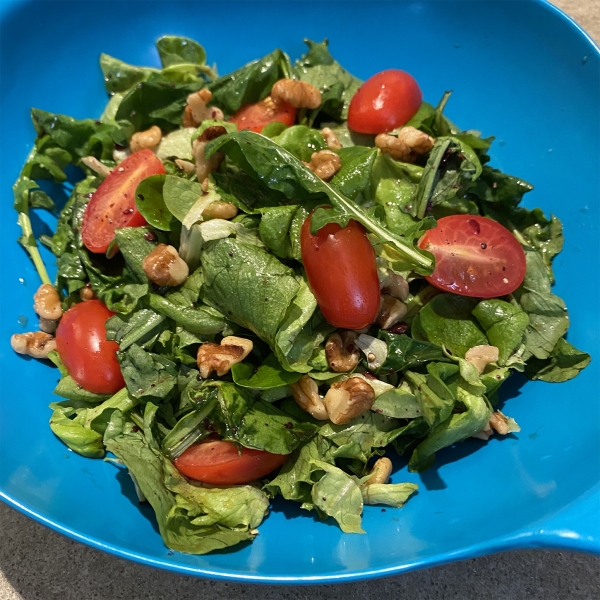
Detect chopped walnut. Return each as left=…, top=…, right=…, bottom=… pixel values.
left=130, top=125, right=162, bottom=153
left=174, top=159, right=196, bottom=175
left=192, top=125, right=227, bottom=182
left=290, top=375, right=328, bottom=420
left=271, top=79, right=321, bottom=109
left=323, top=377, right=375, bottom=425
left=183, top=89, right=224, bottom=127
left=325, top=331, right=360, bottom=373
left=465, top=345, right=499, bottom=374
left=197, top=336, right=253, bottom=378
left=363, top=457, right=393, bottom=486
left=376, top=127, right=434, bottom=164
left=33, top=284, right=62, bottom=321
left=11, top=331, right=56, bottom=359
left=305, top=150, right=341, bottom=181
left=320, top=127, right=343, bottom=150
left=376, top=294, right=407, bottom=330
left=142, top=244, right=189, bottom=287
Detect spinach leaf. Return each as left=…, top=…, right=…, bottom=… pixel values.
left=203, top=382, right=315, bottom=454
left=231, top=354, right=302, bottom=389
left=417, top=294, right=488, bottom=357
left=330, top=146, right=378, bottom=202
left=162, top=175, right=204, bottom=222
left=258, top=205, right=301, bottom=259
left=156, top=36, right=208, bottom=68
left=376, top=332, right=451, bottom=373
left=119, top=344, right=179, bottom=399
left=472, top=299, right=529, bottom=364
left=205, top=130, right=434, bottom=274
left=294, top=39, right=362, bottom=122
left=525, top=338, right=591, bottom=383
left=207, top=49, right=291, bottom=116
left=135, top=174, right=176, bottom=231
left=271, top=125, right=326, bottom=162
left=201, top=238, right=300, bottom=345
left=513, top=249, right=569, bottom=360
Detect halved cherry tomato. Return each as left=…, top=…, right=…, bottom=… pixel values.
left=81, top=149, right=165, bottom=254
left=348, top=69, right=422, bottom=134
left=300, top=214, right=380, bottom=329
left=228, top=97, right=296, bottom=133
left=174, top=438, right=289, bottom=485
left=55, top=300, right=125, bottom=394
left=418, top=215, right=527, bottom=298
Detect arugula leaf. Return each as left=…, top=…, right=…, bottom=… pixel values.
left=205, top=130, right=434, bottom=274
left=404, top=371, right=455, bottom=429
left=114, top=226, right=166, bottom=283
left=417, top=294, right=488, bottom=357
left=207, top=49, right=291, bottom=116
left=472, top=299, right=529, bottom=364
left=201, top=238, right=300, bottom=345
left=105, top=308, right=167, bottom=351
left=525, top=338, right=591, bottom=382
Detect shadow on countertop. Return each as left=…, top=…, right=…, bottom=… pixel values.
left=1, top=502, right=599, bottom=600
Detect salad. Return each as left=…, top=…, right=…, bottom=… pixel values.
left=11, top=36, right=591, bottom=555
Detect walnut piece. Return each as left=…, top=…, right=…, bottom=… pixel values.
left=271, top=79, right=321, bottom=109
left=290, top=375, right=328, bottom=420
left=183, top=89, right=224, bottom=127
left=197, top=336, right=253, bottom=378
left=379, top=269, right=409, bottom=301
left=142, top=244, right=189, bottom=287
left=320, top=127, right=343, bottom=150
left=33, top=284, right=62, bottom=321
left=325, top=331, right=360, bottom=373
left=375, top=126, right=434, bottom=163
left=130, top=125, right=162, bottom=153
left=11, top=331, right=56, bottom=359
left=192, top=125, right=227, bottom=182
left=305, top=150, right=341, bottom=181
left=323, top=377, right=375, bottom=425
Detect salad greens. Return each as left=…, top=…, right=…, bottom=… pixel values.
left=13, top=36, right=590, bottom=556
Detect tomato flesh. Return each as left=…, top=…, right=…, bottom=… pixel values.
left=56, top=300, right=125, bottom=394
left=174, top=439, right=289, bottom=485
left=228, top=97, right=296, bottom=133
left=348, top=69, right=422, bottom=134
left=418, top=215, right=527, bottom=298
left=301, top=215, right=380, bottom=329
left=81, top=149, right=165, bottom=254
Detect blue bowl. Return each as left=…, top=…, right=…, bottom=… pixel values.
left=1, top=0, right=598, bottom=583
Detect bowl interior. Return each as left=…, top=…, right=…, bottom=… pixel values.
left=0, top=0, right=598, bottom=583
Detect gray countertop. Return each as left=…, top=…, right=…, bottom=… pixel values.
left=1, top=1, right=599, bottom=598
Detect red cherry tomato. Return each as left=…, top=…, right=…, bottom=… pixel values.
left=174, top=438, right=289, bottom=485
left=418, top=215, right=527, bottom=298
left=81, top=149, right=165, bottom=254
left=300, top=215, right=380, bottom=329
left=228, top=97, right=296, bottom=133
left=348, top=69, right=422, bottom=134
left=55, top=300, right=125, bottom=395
